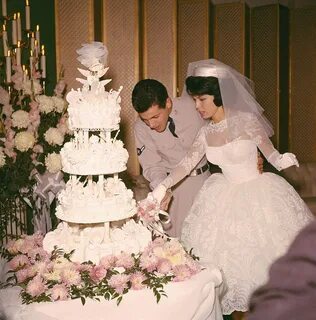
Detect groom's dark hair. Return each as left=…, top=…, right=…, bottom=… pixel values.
left=132, top=79, right=169, bottom=113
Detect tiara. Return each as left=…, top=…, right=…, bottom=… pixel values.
left=193, top=65, right=228, bottom=78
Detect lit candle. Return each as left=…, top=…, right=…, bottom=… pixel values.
left=17, top=12, right=22, bottom=41
left=12, top=13, right=17, bottom=45
left=1, top=0, right=7, bottom=17
left=40, top=44, right=46, bottom=78
left=35, top=24, right=40, bottom=49
left=34, top=39, right=39, bottom=69
left=29, top=49, right=33, bottom=78
left=2, top=24, right=8, bottom=56
left=30, top=32, right=35, bottom=51
left=6, top=50, right=11, bottom=83
left=16, top=41, right=21, bottom=65
left=25, top=0, right=31, bottom=30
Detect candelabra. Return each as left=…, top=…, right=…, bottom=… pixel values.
left=1, top=0, right=46, bottom=92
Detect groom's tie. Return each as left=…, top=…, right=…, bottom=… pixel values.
left=168, top=117, right=178, bottom=138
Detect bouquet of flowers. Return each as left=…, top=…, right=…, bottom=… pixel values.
left=1, top=231, right=202, bottom=305
left=0, top=66, right=72, bottom=237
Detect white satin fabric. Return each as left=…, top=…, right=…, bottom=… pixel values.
left=180, top=138, right=313, bottom=314
left=0, top=268, right=223, bottom=320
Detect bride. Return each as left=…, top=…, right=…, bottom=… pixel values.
left=151, top=59, right=313, bottom=318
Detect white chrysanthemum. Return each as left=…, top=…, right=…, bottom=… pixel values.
left=14, top=131, right=36, bottom=152
left=0, top=148, right=6, bottom=168
left=11, top=110, right=30, bottom=129
left=36, top=95, right=55, bottom=114
left=44, top=128, right=64, bottom=146
left=52, top=96, right=67, bottom=113
left=22, top=80, right=42, bottom=96
left=76, top=42, right=108, bottom=69
left=45, top=152, right=62, bottom=173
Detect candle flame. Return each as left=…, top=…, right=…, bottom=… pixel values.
left=7, top=50, right=11, bottom=57
left=17, top=12, right=20, bottom=18
left=17, top=41, right=21, bottom=48
left=36, top=24, right=39, bottom=31
left=41, top=45, right=45, bottom=55
left=13, top=13, right=17, bottom=19
left=26, top=0, right=30, bottom=6
left=2, top=25, right=5, bottom=31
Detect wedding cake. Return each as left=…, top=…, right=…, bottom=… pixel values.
left=42, top=42, right=151, bottom=263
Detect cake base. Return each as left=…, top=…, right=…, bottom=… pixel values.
left=0, top=269, right=223, bottom=320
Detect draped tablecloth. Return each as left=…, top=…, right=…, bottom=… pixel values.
left=0, top=268, right=223, bottom=320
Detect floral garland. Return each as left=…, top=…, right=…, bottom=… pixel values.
left=1, top=231, right=201, bottom=305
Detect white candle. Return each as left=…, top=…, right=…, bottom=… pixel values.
left=12, top=14, right=17, bottom=45
left=6, top=50, right=11, bottom=83
left=17, top=12, right=22, bottom=41
left=30, top=32, right=35, bottom=51
left=40, top=45, right=46, bottom=78
left=29, top=50, right=33, bottom=78
left=1, top=0, right=6, bottom=17
left=25, top=0, right=31, bottom=30
left=34, top=39, right=39, bottom=69
left=16, top=41, right=21, bottom=65
left=2, top=24, right=8, bottom=56
left=35, top=24, right=40, bottom=49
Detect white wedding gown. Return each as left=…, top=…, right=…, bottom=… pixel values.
left=158, top=113, right=313, bottom=314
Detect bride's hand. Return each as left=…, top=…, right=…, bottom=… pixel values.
left=152, top=184, right=167, bottom=204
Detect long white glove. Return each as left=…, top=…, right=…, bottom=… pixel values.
left=151, top=184, right=167, bottom=204
left=268, top=151, right=299, bottom=171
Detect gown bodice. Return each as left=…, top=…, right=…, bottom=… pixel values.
left=206, top=139, right=260, bottom=183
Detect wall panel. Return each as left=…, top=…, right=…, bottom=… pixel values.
left=55, top=0, right=94, bottom=90
left=290, top=7, right=316, bottom=161
left=102, top=0, right=140, bottom=175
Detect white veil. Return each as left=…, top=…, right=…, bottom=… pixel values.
left=183, top=59, right=274, bottom=142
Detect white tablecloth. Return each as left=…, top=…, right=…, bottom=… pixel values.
left=0, top=268, right=223, bottom=320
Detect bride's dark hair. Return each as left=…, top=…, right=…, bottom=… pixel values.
left=185, top=76, right=222, bottom=107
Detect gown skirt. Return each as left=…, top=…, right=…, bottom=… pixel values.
left=181, top=172, right=313, bottom=315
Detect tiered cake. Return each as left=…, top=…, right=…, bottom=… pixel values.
left=43, top=42, right=151, bottom=263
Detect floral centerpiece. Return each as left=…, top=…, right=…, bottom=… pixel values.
left=0, top=195, right=202, bottom=305
left=0, top=67, right=72, bottom=238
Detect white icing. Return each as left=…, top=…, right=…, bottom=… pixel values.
left=43, top=220, right=152, bottom=264
left=56, top=177, right=136, bottom=224
left=60, top=133, right=128, bottom=175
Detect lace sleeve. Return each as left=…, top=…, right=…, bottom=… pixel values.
left=243, top=113, right=298, bottom=171
left=159, top=126, right=207, bottom=189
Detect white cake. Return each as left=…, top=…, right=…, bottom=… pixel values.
left=43, top=42, right=148, bottom=263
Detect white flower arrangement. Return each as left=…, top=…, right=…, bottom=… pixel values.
left=44, top=128, right=64, bottom=146
left=11, top=110, right=31, bottom=129
left=36, top=95, right=55, bottom=114
left=52, top=96, right=67, bottom=113
left=14, top=131, right=36, bottom=152
left=45, top=152, right=62, bottom=173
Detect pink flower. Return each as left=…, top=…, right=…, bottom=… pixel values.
left=157, top=258, right=172, bottom=274
left=26, top=275, right=46, bottom=297
left=108, top=274, right=130, bottom=295
left=54, top=79, right=66, bottom=97
left=100, top=255, right=117, bottom=269
left=49, top=284, right=69, bottom=301
left=8, top=254, right=30, bottom=270
left=139, top=253, right=159, bottom=272
left=61, top=269, right=81, bottom=286
left=130, top=272, right=146, bottom=290
left=19, top=239, right=37, bottom=254
left=16, top=268, right=30, bottom=283
left=115, top=252, right=134, bottom=269
left=28, top=232, right=44, bottom=246
left=28, top=247, right=50, bottom=263
left=26, top=266, right=38, bottom=278
left=6, top=129, right=15, bottom=141
left=0, top=87, right=10, bottom=105
left=172, top=265, right=193, bottom=282
left=29, top=100, right=39, bottom=110
left=89, top=265, right=107, bottom=282
left=186, top=258, right=202, bottom=275
left=2, top=104, right=13, bottom=116
left=76, top=263, right=93, bottom=273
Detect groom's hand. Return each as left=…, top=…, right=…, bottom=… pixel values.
left=160, top=189, right=173, bottom=211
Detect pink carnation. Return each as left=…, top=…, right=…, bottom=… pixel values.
left=54, top=79, right=66, bottom=97
left=115, top=252, right=134, bottom=269
left=108, top=274, right=130, bottom=295
left=100, top=255, right=117, bottom=269
left=49, top=284, right=69, bottom=301
left=27, top=247, right=50, bottom=263
left=26, top=275, right=46, bottom=297
left=89, top=265, right=107, bottom=283
left=16, top=268, right=30, bottom=283
left=26, top=266, right=38, bottom=278
left=2, top=104, right=13, bottom=116
left=186, top=258, right=202, bottom=275
left=172, top=265, right=193, bottom=282
left=130, top=272, right=146, bottom=290
left=157, top=258, right=172, bottom=274
left=29, top=100, right=39, bottom=110
left=8, top=254, right=30, bottom=270
left=139, top=253, right=159, bottom=272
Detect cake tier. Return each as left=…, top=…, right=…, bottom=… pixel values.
left=43, top=220, right=152, bottom=264
left=56, top=177, right=136, bottom=224
left=60, top=135, right=128, bottom=175
left=66, top=85, right=122, bottom=131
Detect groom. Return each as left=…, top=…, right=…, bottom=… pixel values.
left=132, top=79, right=210, bottom=237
